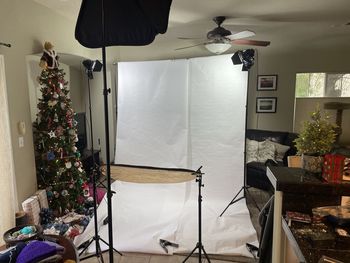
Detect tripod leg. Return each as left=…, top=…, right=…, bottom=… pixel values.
left=182, top=243, right=199, bottom=263
left=201, top=245, right=211, bottom=263
left=79, top=238, right=94, bottom=256
left=96, top=239, right=105, bottom=263
left=100, top=237, right=123, bottom=256
left=219, top=187, right=244, bottom=217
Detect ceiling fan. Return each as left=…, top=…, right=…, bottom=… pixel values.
left=176, top=16, right=271, bottom=54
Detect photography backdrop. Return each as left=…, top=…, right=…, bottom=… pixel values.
left=75, top=54, right=258, bottom=256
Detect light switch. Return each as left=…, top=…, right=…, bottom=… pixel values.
left=19, top=137, right=24, bottom=148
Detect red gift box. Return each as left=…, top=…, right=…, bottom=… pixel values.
left=322, top=154, right=346, bottom=182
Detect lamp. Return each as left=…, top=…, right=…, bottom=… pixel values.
left=205, top=42, right=231, bottom=54
left=82, top=59, right=103, bottom=79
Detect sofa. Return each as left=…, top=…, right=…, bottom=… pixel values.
left=246, top=129, right=298, bottom=191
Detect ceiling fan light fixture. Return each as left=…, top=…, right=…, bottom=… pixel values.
left=205, top=42, right=231, bottom=54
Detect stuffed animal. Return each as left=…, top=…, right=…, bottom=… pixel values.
left=39, top=41, right=59, bottom=69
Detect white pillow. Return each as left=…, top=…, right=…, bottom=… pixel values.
left=265, top=140, right=290, bottom=162
left=257, top=140, right=276, bottom=163
left=246, top=139, right=259, bottom=163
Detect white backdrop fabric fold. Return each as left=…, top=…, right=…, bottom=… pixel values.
left=75, top=54, right=258, bottom=256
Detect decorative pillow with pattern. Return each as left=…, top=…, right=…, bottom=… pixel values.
left=246, top=139, right=259, bottom=163
left=257, top=140, right=276, bottom=163
left=265, top=140, right=290, bottom=162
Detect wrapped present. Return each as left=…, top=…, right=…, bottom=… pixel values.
left=35, top=189, right=49, bottom=209
left=344, top=158, right=350, bottom=177
left=322, top=154, right=346, bottom=182
left=22, top=196, right=41, bottom=225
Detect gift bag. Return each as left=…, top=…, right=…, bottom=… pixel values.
left=322, top=154, right=346, bottom=182
left=35, top=189, right=49, bottom=209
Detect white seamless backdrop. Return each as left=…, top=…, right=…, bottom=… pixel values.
left=75, top=54, right=258, bottom=256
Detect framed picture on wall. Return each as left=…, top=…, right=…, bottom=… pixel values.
left=257, top=75, right=278, bottom=91
left=256, top=97, right=277, bottom=113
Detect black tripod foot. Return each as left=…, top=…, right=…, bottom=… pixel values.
left=183, top=242, right=211, bottom=263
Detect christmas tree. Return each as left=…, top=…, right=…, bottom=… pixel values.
left=294, top=106, right=337, bottom=156
left=33, top=42, right=88, bottom=215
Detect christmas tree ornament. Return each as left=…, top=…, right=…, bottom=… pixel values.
left=53, top=92, right=59, bottom=99
left=74, top=161, right=80, bottom=167
left=54, top=113, right=59, bottom=122
left=48, top=130, right=56, bottom=138
left=55, top=126, right=64, bottom=137
left=68, top=129, right=75, bottom=136
left=72, top=146, right=77, bottom=153
left=60, top=102, right=66, bottom=109
left=82, top=183, right=90, bottom=197
left=65, top=161, right=72, bottom=169
left=47, top=151, right=55, bottom=161
left=48, top=100, right=58, bottom=107
left=61, top=190, right=69, bottom=196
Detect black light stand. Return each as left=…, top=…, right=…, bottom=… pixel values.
left=183, top=166, right=211, bottom=263
left=219, top=52, right=260, bottom=217
left=79, top=62, right=122, bottom=262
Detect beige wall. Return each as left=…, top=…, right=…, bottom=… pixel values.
left=0, top=0, right=93, bottom=206
left=247, top=50, right=350, bottom=136
left=294, top=97, right=350, bottom=145
left=69, top=66, right=84, bottom=113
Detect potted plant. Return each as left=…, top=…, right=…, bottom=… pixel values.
left=294, top=106, right=337, bottom=173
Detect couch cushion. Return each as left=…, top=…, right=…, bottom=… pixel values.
left=257, top=140, right=276, bottom=163
left=265, top=140, right=290, bottom=162
left=246, top=139, right=259, bottom=163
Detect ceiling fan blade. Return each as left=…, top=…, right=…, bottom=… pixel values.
left=226, top=30, right=255, bottom=40
left=232, top=39, right=271, bottom=46
left=178, top=37, right=204, bottom=40
left=175, top=43, right=206, bottom=51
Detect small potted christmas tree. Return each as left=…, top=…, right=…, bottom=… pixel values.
left=294, top=106, right=337, bottom=173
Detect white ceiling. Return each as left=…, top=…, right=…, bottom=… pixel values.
left=33, top=0, right=350, bottom=59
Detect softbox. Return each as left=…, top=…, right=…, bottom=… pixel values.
left=75, top=0, right=173, bottom=48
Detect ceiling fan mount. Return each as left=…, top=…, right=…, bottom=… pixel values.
left=207, top=16, right=232, bottom=40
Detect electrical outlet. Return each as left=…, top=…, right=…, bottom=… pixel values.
left=19, top=137, right=24, bottom=148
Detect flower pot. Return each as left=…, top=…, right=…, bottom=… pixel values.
left=301, top=154, right=324, bottom=173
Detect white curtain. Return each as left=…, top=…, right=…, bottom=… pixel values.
left=0, top=55, right=18, bottom=245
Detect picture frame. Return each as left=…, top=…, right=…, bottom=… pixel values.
left=257, top=75, right=278, bottom=91
left=256, top=97, right=277, bottom=113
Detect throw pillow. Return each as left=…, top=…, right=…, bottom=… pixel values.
left=265, top=140, right=290, bottom=162
left=246, top=139, right=259, bottom=163
left=257, top=140, right=276, bottom=163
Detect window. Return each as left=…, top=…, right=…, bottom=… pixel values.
left=295, top=73, right=350, bottom=98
